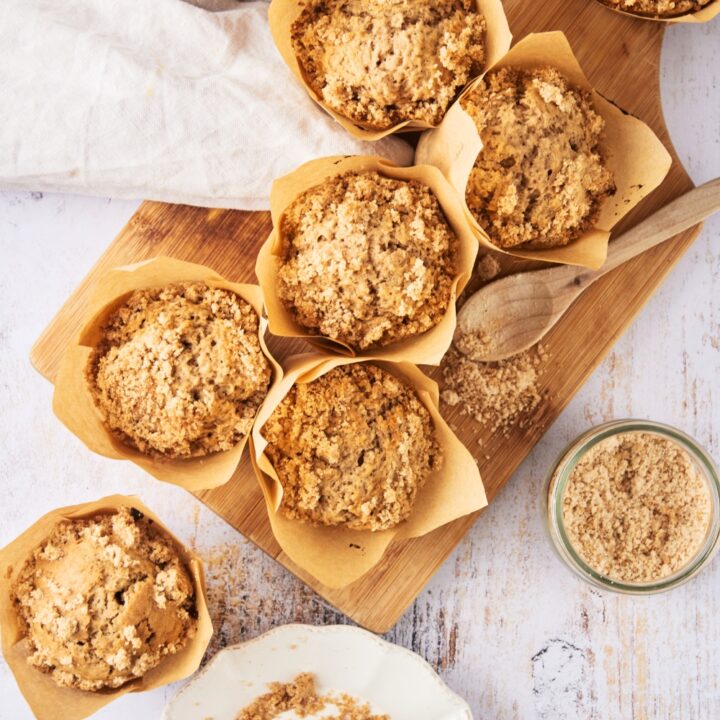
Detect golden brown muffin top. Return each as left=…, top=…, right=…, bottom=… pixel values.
left=291, top=0, right=486, bottom=129
left=463, top=66, right=615, bottom=250
left=12, top=507, right=198, bottom=691
left=277, top=170, right=457, bottom=350
left=263, top=364, right=441, bottom=531
left=88, top=282, right=272, bottom=458
left=598, top=0, right=711, bottom=17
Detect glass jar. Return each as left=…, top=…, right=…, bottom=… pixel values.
left=545, top=419, right=720, bottom=594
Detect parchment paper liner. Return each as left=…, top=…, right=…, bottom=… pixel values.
left=256, top=155, right=479, bottom=365
left=415, top=31, right=673, bottom=269
left=52, top=256, right=283, bottom=493
left=268, top=0, right=512, bottom=140
left=593, top=0, right=720, bottom=22
left=251, top=354, right=487, bottom=588
left=0, top=495, right=213, bottom=720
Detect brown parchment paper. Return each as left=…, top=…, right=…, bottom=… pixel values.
left=52, top=256, right=283, bottom=492
left=256, top=155, right=478, bottom=365
left=594, top=0, right=720, bottom=22
left=268, top=0, right=512, bottom=140
left=0, top=495, right=213, bottom=720
left=250, top=354, right=487, bottom=588
left=415, top=31, right=673, bottom=269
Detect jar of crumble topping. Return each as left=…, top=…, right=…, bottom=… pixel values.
left=545, top=420, right=720, bottom=594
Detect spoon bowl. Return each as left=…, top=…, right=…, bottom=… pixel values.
left=455, top=271, right=556, bottom=361
left=456, top=178, right=720, bottom=362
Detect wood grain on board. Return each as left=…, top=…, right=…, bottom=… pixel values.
left=30, top=0, right=700, bottom=632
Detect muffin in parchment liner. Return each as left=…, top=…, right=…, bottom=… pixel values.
left=415, top=31, right=673, bottom=269
left=593, top=0, right=719, bottom=22
left=256, top=156, right=478, bottom=365
left=268, top=0, right=512, bottom=140
left=52, top=256, right=282, bottom=492
left=0, top=495, right=212, bottom=720
left=250, top=354, right=487, bottom=588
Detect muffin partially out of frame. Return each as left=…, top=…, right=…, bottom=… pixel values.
left=276, top=170, right=459, bottom=351
left=262, top=363, right=442, bottom=531
left=11, top=507, right=198, bottom=692
left=597, top=0, right=712, bottom=17
left=87, top=282, right=272, bottom=459
left=290, top=0, right=487, bottom=130
left=462, top=66, right=616, bottom=250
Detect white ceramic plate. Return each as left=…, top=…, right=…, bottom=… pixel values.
left=162, top=624, right=473, bottom=720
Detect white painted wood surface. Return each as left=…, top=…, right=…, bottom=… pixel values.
left=0, top=19, right=718, bottom=720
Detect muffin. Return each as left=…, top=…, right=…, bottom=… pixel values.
left=262, top=363, right=442, bottom=531
left=11, top=507, right=197, bottom=692
left=462, top=66, right=616, bottom=250
left=291, top=0, right=486, bottom=130
left=598, top=0, right=712, bottom=16
left=88, top=282, right=272, bottom=459
left=277, top=170, right=458, bottom=350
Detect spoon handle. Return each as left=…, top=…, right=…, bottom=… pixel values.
left=600, top=177, right=720, bottom=274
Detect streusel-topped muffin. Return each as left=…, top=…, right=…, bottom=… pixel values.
left=598, top=0, right=711, bottom=17
left=462, top=66, right=615, bottom=250
left=291, top=0, right=486, bottom=129
left=12, top=507, right=197, bottom=691
left=277, top=170, right=458, bottom=350
left=88, top=282, right=272, bottom=458
left=263, top=364, right=441, bottom=531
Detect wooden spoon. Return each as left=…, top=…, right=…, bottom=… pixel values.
left=455, top=178, right=720, bottom=362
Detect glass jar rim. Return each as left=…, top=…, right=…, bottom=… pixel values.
left=545, top=419, right=720, bottom=595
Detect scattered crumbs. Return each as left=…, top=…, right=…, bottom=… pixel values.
left=88, top=282, right=272, bottom=458
left=453, top=326, right=498, bottom=359
left=235, top=672, right=389, bottom=720
left=457, top=252, right=504, bottom=305
left=562, top=431, right=713, bottom=583
left=11, top=508, right=197, bottom=691
left=475, top=253, right=502, bottom=282
left=440, top=345, right=546, bottom=442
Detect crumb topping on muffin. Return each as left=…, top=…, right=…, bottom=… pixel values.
left=598, top=0, right=711, bottom=17
left=88, top=282, right=272, bottom=458
left=277, top=170, right=458, bottom=350
left=263, top=364, right=441, bottom=531
left=291, top=0, right=486, bottom=129
left=12, top=507, right=198, bottom=691
left=462, top=66, right=616, bottom=250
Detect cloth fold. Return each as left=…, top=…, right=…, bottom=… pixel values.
left=0, top=0, right=413, bottom=210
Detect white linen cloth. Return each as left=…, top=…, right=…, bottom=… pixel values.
left=0, top=0, right=413, bottom=210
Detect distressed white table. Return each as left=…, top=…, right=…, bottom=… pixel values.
left=1, top=20, right=718, bottom=720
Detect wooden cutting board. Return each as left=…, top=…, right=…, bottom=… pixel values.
left=30, top=0, right=701, bottom=633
